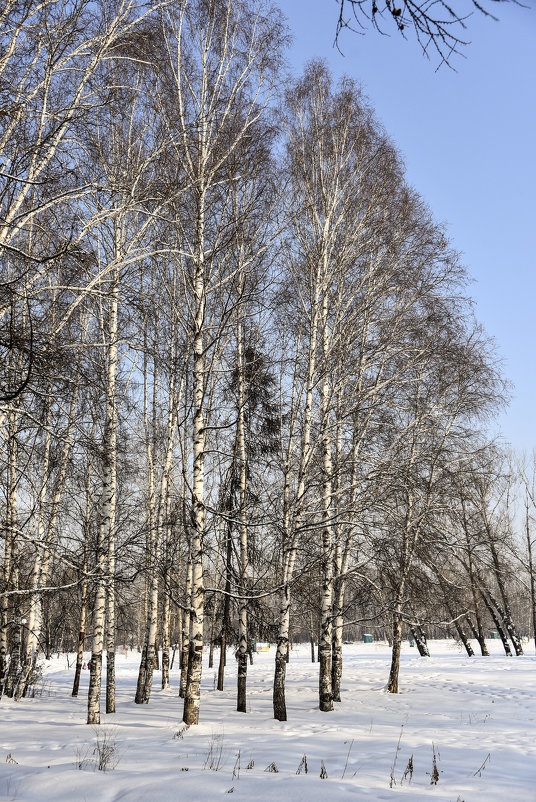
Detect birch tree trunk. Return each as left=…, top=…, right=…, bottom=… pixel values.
left=318, top=294, right=334, bottom=713
left=179, top=550, right=192, bottom=699
left=236, top=306, right=249, bottom=713
left=72, top=530, right=90, bottom=698
left=183, top=203, right=206, bottom=725
left=479, top=588, right=512, bottom=656
left=87, top=273, right=118, bottom=725
left=450, top=610, right=475, bottom=657
left=409, top=625, right=430, bottom=657
left=526, top=500, right=536, bottom=652
left=1, top=408, right=19, bottom=697
left=433, top=568, right=475, bottom=657
left=217, top=522, right=232, bottom=692
left=161, top=492, right=174, bottom=691
left=483, top=517, right=523, bottom=656
left=104, top=275, right=118, bottom=715
left=136, top=347, right=158, bottom=705
left=273, top=316, right=318, bottom=721
left=154, top=0, right=285, bottom=724
left=14, top=395, right=51, bottom=699
left=387, top=604, right=404, bottom=694
left=463, top=522, right=489, bottom=657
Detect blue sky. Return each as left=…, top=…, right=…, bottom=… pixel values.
left=283, top=0, right=536, bottom=452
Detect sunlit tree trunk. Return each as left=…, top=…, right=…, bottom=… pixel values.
left=274, top=318, right=317, bottom=720
left=105, top=274, right=118, bottom=715
left=479, top=587, right=511, bottom=656
left=318, top=293, right=334, bottom=713
left=236, top=302, right=249, bottom=713
left=179, top=549, right=192, bottom=699
left=182, top=178, right=207, bottom=726
left=217, top=517, right=232, bottom=692
left=462, top=508, right=489, bottom=657
left=526, top=499, right=536, bottom=652
left=73, top=505, right=90, bottom=698
left=14, top=394, right=52, bottom=699
left=88, top=271, right=118, bottom=725
left=1, top=408, right=19, bottom=697
left=483, top=512, right=523, bottom=656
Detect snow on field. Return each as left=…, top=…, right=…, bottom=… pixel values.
left=1, top=640, right=535, bottom=801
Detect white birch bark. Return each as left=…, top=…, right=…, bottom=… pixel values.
left=318, top=288, right=334, bottom=713
left=179, top=548, right=193, bottom=700
left=14, top=396, right=51, bottom=699
left=183, top=182, right=207, bottom=725
left=87, top=271, right=118, bottom=725
left=72, top=486, right=90, bottom=698
left=16, top=373, right=79, bottom=699
left=137, top=330, right=180, bottom=702
left=236, top=302, right=249, bottom=713
left=1, top=409, right=18, bottom=696
left=104, top=274, right=118, bottom=715
left=273, top=306, right=319, bottom=720
left=154, top=0, right=285, bottom=724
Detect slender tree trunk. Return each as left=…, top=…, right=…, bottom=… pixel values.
left=273, top=467, right=298, bottom=722
left=179, top=552, right=192, bottom=698
left=236, top=304, right=248, bottom=713
left=1, top=409, right=18, bottom=697
left=526, top=501, right=536, bottom=653
left=410, top=625, right=430, bottom=657
left=5, top=589, right=21, bottom=699
left=464, top=614, right=479, bottom=640
left=207, top=530, right=222, bottom=672
left=14, top=396, right=52, bottom=700
left=208, top=623, right=215, bottom=669
left=73, top=534, right=90, bottom=697
left=22, top=394, right=77, bottom=700
left=387, top=606, right=403, bottom=694
left=105, top=525, right=116, bottom=714
left=467, top=551, right=489, bottom=656
left=105, top=276, right=118, bottom=715
left=217, top=528, right=232, bottom=692
left=332, top=414, right=359, bottom=702
left=135, top=570, right=159, bottom=704
left=135, top=322, right=158, bottom=704
left=88, top=272, right=118, bottom=725
left=331, top=586, right=347, bottom=698
left=161, top=587, right=171, bottom=690
left=87, top=541, right=106, bottom=725
left=479, top=589, right=512, bottom=656
left=487, top=535, right=523, bottom=655
left=388, top=499, right=415, bottom=693
left=44, top=608, right=51, bottom=661
left=452, top=614, right=475, bottom=657
left=273, top=582, right=292, bottom=721
left=182, top=179, right=207, bottom=726
left=153, top=635, right=159, bottom=670
left=273, top=275, right=320, bottom=720
left=317, top=264, right=334, bottom=713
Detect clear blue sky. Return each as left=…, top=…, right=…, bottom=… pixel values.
left=283, top=0, right=536, bottom=452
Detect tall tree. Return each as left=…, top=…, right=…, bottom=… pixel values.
left=154, top=0, right=286, bottom=726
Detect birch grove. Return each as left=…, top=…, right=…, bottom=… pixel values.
left=2, top=0, right=529, bottom=730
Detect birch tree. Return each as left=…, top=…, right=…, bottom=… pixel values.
left=0, top=0, right=171, bottom=388
left=278, top=62, right=430, bottom=713
left=154, top=0, right=286, bottom=726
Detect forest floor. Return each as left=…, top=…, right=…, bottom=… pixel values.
left=0, top=639, right=535, bottom=801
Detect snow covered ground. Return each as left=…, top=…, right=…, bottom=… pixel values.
left=1, top=640, right=535, bottom=801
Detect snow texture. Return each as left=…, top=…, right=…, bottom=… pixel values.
left=1, top=640, right=535, bottom=800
